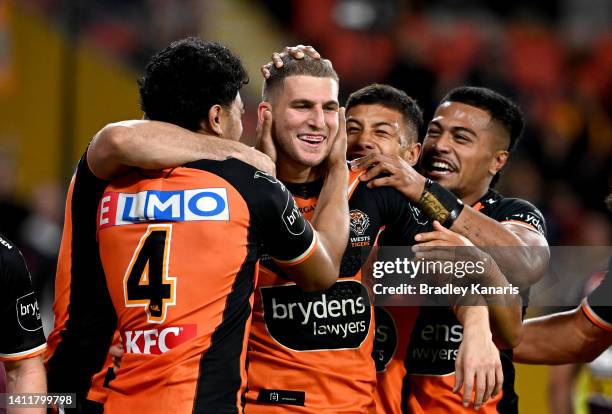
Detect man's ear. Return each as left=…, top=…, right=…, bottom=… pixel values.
left=402, top=142, right=422, bottom=166
left=258, top=101, right=272, bottom=123
left=201, top=104, right=224, bottom=136
left=489, top=150, right=509, bottom=176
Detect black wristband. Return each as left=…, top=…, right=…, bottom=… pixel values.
left=417, top=179, right=464, bottom=228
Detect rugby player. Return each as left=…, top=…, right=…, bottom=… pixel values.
left=352, top=86, right=550, bottom=413
left=95, top=56, right=512, bottom=414
left=87, top=51, right=431, bottom=412
left=46, top=38, right=350, bottom=413
left=0, top=232, right=46, bottom=413
left=514, top=195, right=612, bottom=365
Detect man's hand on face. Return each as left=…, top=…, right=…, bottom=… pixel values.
left=350, top=153, right=427, bottom=203
left=255, top=108, right=277, bottom=170
left=261, top=45, right=324, bottom=78
left=325, top=107, right=348, bottom=171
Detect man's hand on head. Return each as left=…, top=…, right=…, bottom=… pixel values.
left=261, top=45, right=323, bottom=78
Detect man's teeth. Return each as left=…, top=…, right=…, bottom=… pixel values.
left=431, top=161, right=452, bottom=171
left=299, top=135, right=324, bottom=143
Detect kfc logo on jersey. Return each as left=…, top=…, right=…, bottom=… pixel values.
left=16, top=292, right=43, bottom=332
left=122, top=324, right=197, bottom=354
left=99, top=188, right=229, bottom=228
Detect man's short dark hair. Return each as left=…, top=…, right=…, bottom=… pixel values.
left=345, top=84, right=423, bottom=145
left=139, top=37, right=248, bottom=131
left=441, top=86, right=524, bottom=152
left=262, top=55, right=339, bottom=101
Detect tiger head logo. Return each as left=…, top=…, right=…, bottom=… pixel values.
left=350, top=209, right=370, bottom=236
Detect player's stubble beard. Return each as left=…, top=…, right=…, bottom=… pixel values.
left=272, top=125, right=330, bottom=183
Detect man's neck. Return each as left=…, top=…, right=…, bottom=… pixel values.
left=276, top=154, right=325, bottom=184
left=460, top=183, right=491, bottom=207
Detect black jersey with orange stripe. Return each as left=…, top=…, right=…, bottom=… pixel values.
left=50, top=156, right=318, bottom=414
left=245, top=170, right=428, bottom=414
left=582, top=257, right=612, bottom=332
left=46, top=154, right=115, bottom=412
left=0, top=232, right=46, bottom=362
left=373, top=188, right=547, bottom=414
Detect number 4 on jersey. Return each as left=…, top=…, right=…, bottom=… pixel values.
left=124, top=224, right=176, bottom=324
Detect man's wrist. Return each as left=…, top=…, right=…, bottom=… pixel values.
left=417, top=179, right=464, bottom=227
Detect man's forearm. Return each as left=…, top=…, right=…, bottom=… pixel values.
left=88, top=120, right=273, bottom=179
left=451, top=207, right=549, bottom=290
left=5, top=356, right=47, bottom=413
left=310, top=164, right=349, bottom=273
left=481, top=262, right=523, bottom=348
left=514, top=308, right=612, bottom=364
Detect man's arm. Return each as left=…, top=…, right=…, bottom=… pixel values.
left=4, top=356, right=46, bottom=414
left=454, top=306, right=503, bottom=410
left=277, top=109, right=349, bottom=291
left=414, top=221, right=523, bottom=348
left=448, top=208, right=549, bottom=290
left=87, top=120, right=275, bottom=180
left=352, top=153, right=549, bottom=290
left=514, top=307, right=612, bottom=364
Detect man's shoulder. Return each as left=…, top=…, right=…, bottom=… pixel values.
left=478, top=189, right=546, bottom=235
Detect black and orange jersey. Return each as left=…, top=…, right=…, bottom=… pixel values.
left=244, top=170, right=426, bottom=413
left=582, top=257, right=612, bottom=332
left=52, top=157, right=317, bottom=414
left=0, top=232, right=46, bottom=362
left=45, top=155, right=116, bottom=412
left=373, top=188, right=547, bottom=414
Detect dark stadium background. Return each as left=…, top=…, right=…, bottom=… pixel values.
left=0, top=1, right=609, bottom=412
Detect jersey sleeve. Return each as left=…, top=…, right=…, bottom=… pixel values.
left=0, top=234, right=46, bottom=361
left=488, top=198, right=547, bottom=237
left=249, top=171, right=317, bottom=265
left=582, top=258, right=612, bottom=332
left=183, top=158, right=318, bottom=266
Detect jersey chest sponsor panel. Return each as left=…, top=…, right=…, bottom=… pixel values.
left=373, top=189, right=547, bottom=414
left=98, top=160, right=316, bottom=413
left=246, top=172, right=424, bottom=413
left=97, top=168, right=252, bottom=411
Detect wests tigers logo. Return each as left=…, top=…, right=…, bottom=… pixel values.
left=349, top=209, right=370, bottom=236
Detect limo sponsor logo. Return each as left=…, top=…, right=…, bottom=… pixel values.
left=99, top=188, right=229, bottom=228
left=260, top=280, right=371, bottom=351
left=16, top=292, right=42, bottom=332
left=123, top=324, right=197, bottom=354
left=372, top=307, right=397, bottom=372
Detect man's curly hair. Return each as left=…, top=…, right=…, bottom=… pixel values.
left=138, top=38, right=249, bottom=131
